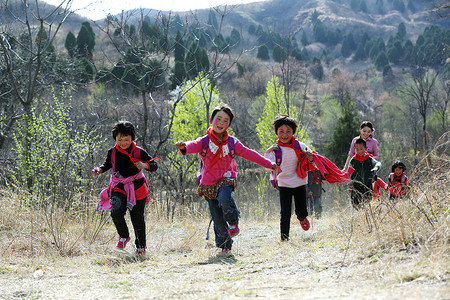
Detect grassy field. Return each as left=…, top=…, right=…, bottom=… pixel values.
left=0, top=143, right=448, bottom=299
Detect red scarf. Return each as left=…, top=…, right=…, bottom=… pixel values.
left=277, top=136, right=304, bottom=161
left=207, top=127, right=229, bottom=167
left=115, top=141, right=142, bottom=164
left=353, top=152, right=371, bottom=161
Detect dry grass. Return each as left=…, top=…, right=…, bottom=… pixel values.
left=0, top=138, right=448, bottom=299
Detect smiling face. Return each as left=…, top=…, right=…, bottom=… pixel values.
left=116, top=133, right=133, bottom=150
left=355, top=143, right=367, bottom=156
left=277, top=124, right=294, bottom=144
left=360, top=126, right=372, bottom=139
left=394, top=166, right=403, bottom=176
left=210, top=110, right=231, bottom=138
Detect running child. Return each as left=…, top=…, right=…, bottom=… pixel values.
left=348, top=138, right=381, bottom=209
left=176, top=104, right=276, bottom=254
left=94, top=121, right=158, bottom=255
left=388, top=160, right=409, bottom=199
left=265, top=115, right=315, bottom=241
left=344, top=121, right=379, bottom=172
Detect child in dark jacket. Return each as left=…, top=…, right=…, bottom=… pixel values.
left=94, top=121, right=158, bottom=255
left=348, top=138, right=381, bottom=209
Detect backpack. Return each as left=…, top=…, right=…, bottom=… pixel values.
left=196, top=135, right=236, bottom=185
left=388, top=173, right=407, bottom=185
left=270, top=140, right=302, bottom=189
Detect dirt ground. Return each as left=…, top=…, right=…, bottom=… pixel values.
left=1, top=215, right=448, bottom=300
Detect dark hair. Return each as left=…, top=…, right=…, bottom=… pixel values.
left=360, top=121, right=374, bottom=131
left=112, top=121, right=136, bottom=141
left=354, top=138, right=367, bottom=148
left=210, top=104, right=235, bottom=124
left=391, top=160, right=406, bottom=172
left=272, top=115, right=298, bottom=134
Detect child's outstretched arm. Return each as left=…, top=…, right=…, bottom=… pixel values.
left=370, top=158, right=382, bottom=172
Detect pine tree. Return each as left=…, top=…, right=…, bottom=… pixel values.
left=257, top=45, right=270, bottom=61
left=375, top=51, right=389, bottom=69
left=301, top=31, right=309, bottom=46
left=65, top=31, right=77, bottom=58
left=174, top=31, right=185, bottom=62
left=353, top=43, right=366, bottom=61
left=325, top=92, right=360, bottom=167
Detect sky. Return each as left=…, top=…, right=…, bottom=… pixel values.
left=43, top=0, right=267, bottom=20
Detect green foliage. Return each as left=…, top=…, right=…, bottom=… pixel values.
left=171, top=61, right=186, bottom=89
left=310, top=57, right=324, bottom=81
left=65, top=31, right=77, bottom=58
left=353, top=43, right=366, bottom=61
left=393, top=0, right=406, bottom=12
left=311, top=9, right=320, bottom=24
left=174, top=31, right=185, bottom=62
left=301, top=31, right=309, bottom=46
left=185, top=42, right=210, bottom=79
left=375, top=51, right=389, bottom=70
left=257, top=45, right=270, bottom=61
left=256, top=76, right=308, bottom=151
left=207, top=10, right=219, bottom=35
left=272, top=45, right=287, bottom=63
left=325, top=92, right=360, bottom=167
left=397, top=22, right=407, bottom=39
left=313, top=20, right=327, bottom=43
left=77, top=21, right=95, bottom=59
left=170, top=74, right=222, bottom=142
left=13, top=94, right=95, bottom=207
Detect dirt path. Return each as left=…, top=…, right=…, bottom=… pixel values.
left=1, top=218, right=448, bottom=299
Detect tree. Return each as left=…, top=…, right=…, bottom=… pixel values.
left=272, top=45, right=286, bottom=63
left=396, top=70, right=439, bottom=153
left=77, top=21, right=95, bottom=60
left=393, top=0, right=406, bottom=12
left=375, top=51, right=389, bottom=69
left=313, top=20, right=327, bottom=43
left=0, top=0, right=74, bottom=149
left=397, top=22, right=406, bottom=39
left=325, top=92, right=360, bottom=167
left=257, top=45, right=270, bottom=61
left=353, top=43, right=366, bottom=61
left=174, top=31, right=185, bottom=62
left=65, top=31, right=77, bottom=58
left=360, top=0, right=367, bottom=12
left=185, top=41, right=210, bottom=79
left=310, top=57, right=324, bottom=81
left=301, top=31, right=309, bottom=46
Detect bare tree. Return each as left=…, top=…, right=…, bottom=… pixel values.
left=0, top=0, right=74, bottom=149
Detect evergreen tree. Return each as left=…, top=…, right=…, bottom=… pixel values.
left=272, top=45, right=286, bottom=62
left=393, top=0, right=406, bottom=12
left=353, top=43, right=366, bottom=61
left=341, top=35, right=353, bottom=58
left=325, top=92, right=360, bottom=167
left=375, top=51, right=389, bottom=69
left=174, top=31, right=185, bottom=62
left=65, top=31, right=77, bottom=58
left=185, top=41, right=210, bottom=79
left=359, top=0, right=367, bottom=12
left=313, top=20, right=327, bottom=43
left=301, top=31, right=309, bottom=46
left=311, top=9, right=320, bottom=24
left=350, top=0, right=360, bottom=11
left=77, top=21, right=95, bottom=59
left=207, top=10, right=219, bottom=35
left=230, top=28, right=241, bottom=49
left=387, top=47, right=400, bottom=64
left=310, top=57, right=324, bottom=81
left=291, top=48, right=303, bottom=61
left=398, top=22, right=406, bottom=39
left=171, top=61, right=186, bottom=89
left=407, top=0, right=415, bottom=12
left=248, top=24, right=256, bottom=35
left=257, top=45, right=270, bottom=61
left=361, top=32, right=370, bottom=47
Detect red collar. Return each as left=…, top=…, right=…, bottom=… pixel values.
left=353, top=152, right=371, bottom=161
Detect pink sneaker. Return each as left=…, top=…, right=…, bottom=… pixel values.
left=228, top=222, right=240, bottom=237
left=299, top=218, right=310, bottom=231
left=116, top=237, right=130, bottom=248
left=136, top=247, right=147, bottom=255
left=221, top=248, right=232, bottom=254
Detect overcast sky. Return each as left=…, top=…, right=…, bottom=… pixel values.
left=43, top=0, right=267, bottom=20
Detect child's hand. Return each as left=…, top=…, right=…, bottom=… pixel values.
left=272, top=163, right=277, bottom=170
left=266, top=144, right=279, bottom=153
left=135, top=161, right=148, bottom=170
left=305, top=151, right=314, bottom=162
left=176, top=141, right=186, bottom=150
left=92, top=167, right=102, bottom=175
left=371, top=166, right=379, bottom=172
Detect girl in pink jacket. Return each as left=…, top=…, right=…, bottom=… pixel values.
left=176, top=104, right=276, bottom=254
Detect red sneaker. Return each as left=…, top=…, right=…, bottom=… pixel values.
left=116, top=237, right=130, bottom=248
left=299, top=218, right=310, bottom=231
left=221, top=248, right=232, bottom=254
left=136, top=247, right=147, bottom=255
left=228, top=222, right=240, bottom=237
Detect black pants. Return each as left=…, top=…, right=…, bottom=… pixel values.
left=279, top=185, right=308, bottom=241
left=350, top=183, right=372, bottom=209
left=110, top=192, right=146, bottom=248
